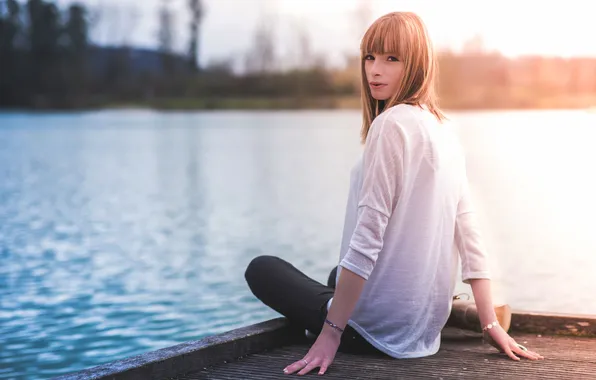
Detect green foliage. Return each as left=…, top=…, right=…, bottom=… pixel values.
left=1, top=1, right=595, bottom=110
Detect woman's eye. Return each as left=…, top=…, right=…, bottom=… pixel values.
left=364, top=55, right=374, bottom=60
left=388, top=56, right=399, bottom=62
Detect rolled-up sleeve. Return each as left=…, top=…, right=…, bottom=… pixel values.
left=455, top=177, right=491, bottom=283
left=340, top=112, right=405, bottom=280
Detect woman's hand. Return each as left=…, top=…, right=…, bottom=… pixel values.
left=283, top=329, right=341, bottom=376
left=485, top=325, right=544, bottom=361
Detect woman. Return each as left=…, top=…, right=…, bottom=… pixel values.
left=245, top=12, right=543, bottom=376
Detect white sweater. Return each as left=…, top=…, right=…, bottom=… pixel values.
left=330, top=104, right=490, bottom=358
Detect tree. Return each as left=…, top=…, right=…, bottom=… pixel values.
left=26, top=0, right=63, bottom=100
left=158, top=0, right=176, bottom=75
left=158, top=0, right=174, bottom=54
left=244, top=16, right=277, bottom=74
left=64, top=3, right=89, bottom=100
left=65, top=4, right=87, bottom=52
left=188, top=0, right=204, bottom=70
left=0, top=0, right=21, bottom=50
left=295, top=21, right=313, bottom=70
left=0, top=0, right=23, bottom=105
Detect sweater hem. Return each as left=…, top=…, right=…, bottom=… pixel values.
left=339, top=253, right=374, bottom=280
left=462, top=271, right=491, bottom=284
left=347, top=320, right=441, bottom=359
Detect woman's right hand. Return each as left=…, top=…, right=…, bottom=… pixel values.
left=484, top=325, right=544, bottom=361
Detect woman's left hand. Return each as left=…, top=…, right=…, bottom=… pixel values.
left=485, top=325, right=544, bottom=361
left=283, top=329, right=341, bottom=376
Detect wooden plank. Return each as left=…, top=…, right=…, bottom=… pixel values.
left=178, top=330, right=596, bottom=379
left=510, top=311, right=596, bottom=337
left=57, top=313, right=596, bottom=380
left=54, top=318, right=303, bottom=380
left=447, top=300, right=596, bottom=337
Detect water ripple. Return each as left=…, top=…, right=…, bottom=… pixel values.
left=1, top=110, right=595, bottom=379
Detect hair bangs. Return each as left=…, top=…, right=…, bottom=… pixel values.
left=360, top=15, right=405, bottom=57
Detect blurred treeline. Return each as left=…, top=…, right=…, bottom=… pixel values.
left=1, top=0, right=595, bottom=110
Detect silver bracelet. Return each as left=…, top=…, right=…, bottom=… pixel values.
left=482, top=320, right=499, bottom=332
left=324, top=318, right=345, bottom=333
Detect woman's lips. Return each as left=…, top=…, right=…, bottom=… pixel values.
left=370, top=82, right=387, bottom=89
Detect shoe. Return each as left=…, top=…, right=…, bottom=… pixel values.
left=305, top=329, right=317, bottom=341
left=448, top=295, right=512, bottom=333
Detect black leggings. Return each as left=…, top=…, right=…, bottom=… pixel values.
left=244, top=255, right=382, bottom=355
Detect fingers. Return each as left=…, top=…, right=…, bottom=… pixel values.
left=503, top=345, right=521, bottom=361
left=283, top=356, right=334, bottom=376
left=520, top=350, right=543, bottom=360
left=512, top=344, right=544, bottom=361
left=506, top=340, right=544, bottom=361
left=283, top=356, right=322, bottom=376
left=318, top=358, right=332, bottom=375
left=283, top=358, right=311, bottom=375
left=298, top=358, right=321, bottom=376
left=529, top=350, right=545, bottom=360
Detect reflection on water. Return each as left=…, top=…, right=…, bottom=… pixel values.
left=455, top=110, right=596, bottom=313
left=0, top=109, right=594, bottom=379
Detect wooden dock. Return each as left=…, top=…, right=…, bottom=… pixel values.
left=56, top=312, right=596, bottom=380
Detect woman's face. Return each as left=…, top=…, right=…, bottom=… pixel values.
left=364, top=53, right=405, bottom=101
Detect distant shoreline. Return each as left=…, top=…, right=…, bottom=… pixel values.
left=1, top=95, right=595, bottom=113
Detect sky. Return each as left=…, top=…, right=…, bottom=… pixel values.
left=57, top=0, right=596, bottom=69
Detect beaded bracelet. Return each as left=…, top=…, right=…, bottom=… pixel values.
left=324, top=319, right=345, bottom=333
left=482, top=320, right=499, bottom=332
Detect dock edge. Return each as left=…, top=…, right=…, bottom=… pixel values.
left=55, top=310, right=596, bottom=379
left=53, top=318, right=303, bottom=380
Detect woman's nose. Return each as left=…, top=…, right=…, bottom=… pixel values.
left=370, top=60, right=382, bottom=76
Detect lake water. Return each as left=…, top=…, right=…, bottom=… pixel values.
left=0, top=109, right=595, bottom=379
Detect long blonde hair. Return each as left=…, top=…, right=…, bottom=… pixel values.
left=360, top=12, right=446, bottom=144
